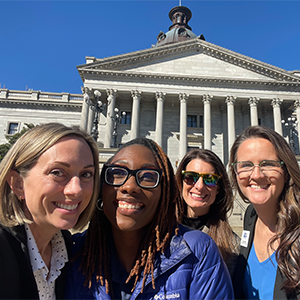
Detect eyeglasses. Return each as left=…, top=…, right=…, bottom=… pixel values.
left=103, top=165, right=162, bottom=189
left=182, top=170, right=221, bottom=187
left=232, top=160, right=284, bottom=179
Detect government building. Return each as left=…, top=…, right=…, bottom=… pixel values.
left=1, top=5, right=300, bottom=169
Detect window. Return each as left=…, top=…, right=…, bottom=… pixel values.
left=8, top=122, right=19, bottom=135
left=187, top=115, right=197, bottom=128
left=199, top=115, right=203, bottom=128
left=120, top=112, right=131, bottom=125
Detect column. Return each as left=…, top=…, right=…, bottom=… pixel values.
left=271, top=98, right=283, bottom=135
left=87, top=109, right=94, bottom=135
left=155, top=92, right=166, bottom=147
left=104, top=89, right=117, bottom=148
left=179, top=93, right=189, bottom=159
left=294, top=99, right=300, bottom=152
left=131, top=90, right=142, bottom=139
left=248, top=97, right=260, bottom=126
left=79, top=87, right=90, bottom=131
left=225, top=96, right=236, bottom=154
left=202, top=94, right=213, bottom=150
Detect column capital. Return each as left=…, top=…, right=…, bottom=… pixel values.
left=179, top=93, right=189, bottom=103
left=106, top=89, right=118, bottom=98
left=294, top=99, right=300, bottom=108
left=131, top=90, right=142, bottom=99
left=202, top=94, right=213, bottom=104
left=81, top=86, right=91, bottom=95
left=155, top=92, right=166, bottom=102
left=271, top=98, right=283, bottom=108
left=225, top=96, right=236, bottom=105
left=248, top=97, right=260, bottom=106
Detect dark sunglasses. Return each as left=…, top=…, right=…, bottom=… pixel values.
left=182, top=170, right=221, bottom=187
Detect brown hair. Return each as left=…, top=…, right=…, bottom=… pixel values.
left=80, top=138, right=181, bottom=296
left=0, top=122, right=100, bottom=230
left=175, top=149, right=237, bottom=263
left=229, top=126, right=300, bottom=293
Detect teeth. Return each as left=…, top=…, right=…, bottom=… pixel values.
left=250, top=185, right=267, bottom=189
left=55, top=202, right=78, bottom=211
left=191, top=193, right=205, bottom=199
left=118, top=202, right=142, bottom=210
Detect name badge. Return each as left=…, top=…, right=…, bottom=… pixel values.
left=240, top=230, right=250, bottom=248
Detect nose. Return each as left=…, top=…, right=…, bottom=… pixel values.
left=250, top=165, right=265, bottom=179
left=119, top=174, right=140, bottom=194
left=193, top=177, right=206, bottom=190
left=64, top=176, right=83, bottom=198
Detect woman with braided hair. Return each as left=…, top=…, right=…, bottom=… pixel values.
left=66, top=137, right=234, bottom=300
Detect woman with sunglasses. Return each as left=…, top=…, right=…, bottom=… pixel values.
left=230, top=126, right=300, bottom=299
left=175, top=149, right=240, bottom=278
left=66, top=138, right=234, bottom=299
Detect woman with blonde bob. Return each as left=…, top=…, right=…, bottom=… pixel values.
left=0, top=123, right=100, bottom=299
left=230, top=126, right=300, bottom=299
left=175, top=149, right=240, bottom=277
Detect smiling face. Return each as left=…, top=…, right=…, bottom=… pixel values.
left=21, top=136, right=95, bottom=236
left=236, top=138, right=286, bottom=208
left=182, top=159, right=219, bottom=217
left=102, top=144, right=161, bottom=236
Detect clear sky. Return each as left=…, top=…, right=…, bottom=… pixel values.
left=1, top=0, right=300, bottom=94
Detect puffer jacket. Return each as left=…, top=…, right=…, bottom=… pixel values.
left=66, top=224, right=234, bottom=300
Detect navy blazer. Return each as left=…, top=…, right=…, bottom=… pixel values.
left=0, top=224, right=72, bottom=299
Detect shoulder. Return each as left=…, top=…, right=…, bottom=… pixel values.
left=177, top=224, right=220, bottom=260
left=70, top=230, right=87, bottom=254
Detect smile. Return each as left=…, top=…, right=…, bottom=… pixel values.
left=250, top=184, right=268, bottom=189
left=190, top=193, right=206, bottom=199
left=55, top=202, right=79, bottom=211
left=117, top=201, right=143, bottom=210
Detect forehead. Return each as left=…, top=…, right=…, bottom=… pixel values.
left=236, top=137, right=277, bottom=160
left=186, top=158, right=215, bottom=172
left=111, top=144, right=158, bottom=167
left=38, top=136, right=92, bottom=162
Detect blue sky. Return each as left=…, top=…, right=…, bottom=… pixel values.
left=1, top=0, right=300, bottom=94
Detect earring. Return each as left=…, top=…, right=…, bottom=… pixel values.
left=96, top=198, right=104, bottom=211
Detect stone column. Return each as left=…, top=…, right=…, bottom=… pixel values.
left=131, top=90, right=142, bottom=139
left=104, top=89, right=117, bottom=148
left=87, top=109, right=94, bottom=135
left=179, top=93, right=189, bottom=159
left=225, top=96, right=236, bottom=153
left=271, top=98, right=283, bottom=135
left=155, top=92, right=166, bottom=147
left=79, top=87, right=90, bottom=131
left=202, top=94, right=213, bottom=150
left=294, top=99, right=300, bottom=152
left=248, top=97, right=260, bottom=126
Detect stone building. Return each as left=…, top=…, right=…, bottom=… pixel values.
left=1, top=5, right=300, bottom=168
left=78, top=5, right=300, bottom=166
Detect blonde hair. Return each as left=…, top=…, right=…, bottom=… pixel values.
left=0, top=122, right=100, bottom=230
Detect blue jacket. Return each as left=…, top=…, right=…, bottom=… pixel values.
left=66, top=224, right=234, bottom=299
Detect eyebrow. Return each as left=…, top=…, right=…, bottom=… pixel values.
left=54, top=162, right=95, bottom=169
left=112, top=160, right=158, bottom=169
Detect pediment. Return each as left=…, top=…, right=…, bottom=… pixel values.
left=78, top=38, right=300, bottom=84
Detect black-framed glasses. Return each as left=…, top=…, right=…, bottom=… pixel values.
left=232, top=160, right=284, bottom=179
left=103, top=165, right=162, bottom=189
left=182, top=170, right=221, bottom=187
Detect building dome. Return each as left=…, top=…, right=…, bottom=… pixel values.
left=154, top=5, right=204, bottom=47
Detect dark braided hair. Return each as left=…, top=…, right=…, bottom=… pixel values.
left=80, top=138, right=181, bottom=296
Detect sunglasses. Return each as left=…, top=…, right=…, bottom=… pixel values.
left=182, top=170, right=221, bottom=187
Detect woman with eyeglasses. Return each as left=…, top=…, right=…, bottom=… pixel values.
left=229, top=126, right=300, bottom=299
left=175, top=149, right=240, bottom=278
left=66, top=138, right=234, bottom=299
